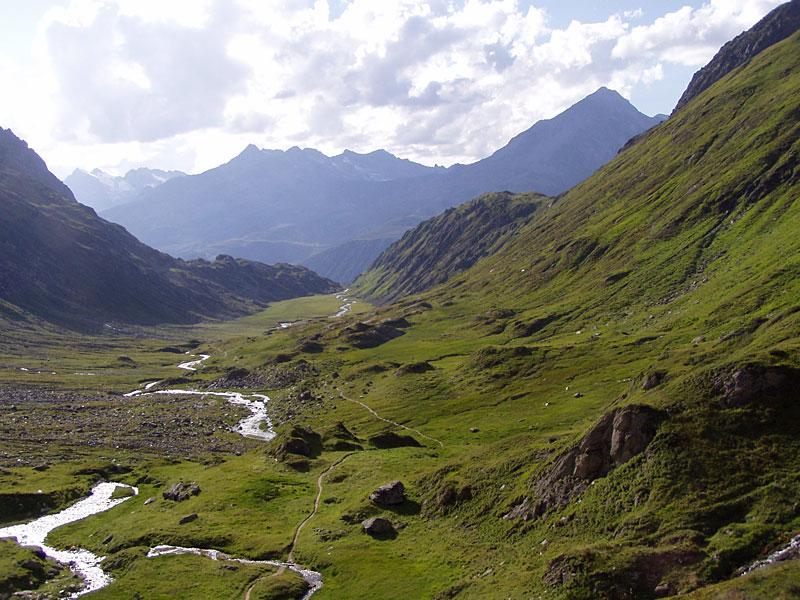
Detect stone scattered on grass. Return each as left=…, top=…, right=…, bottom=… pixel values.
left=362, top=517, right=395, bottom=535
left=163, top=481, right=201, bottom=502
left=370, top=481, right=406, bottom=505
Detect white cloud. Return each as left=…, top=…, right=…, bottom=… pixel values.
left=4, top=0, right=785, bottom=176
left=612, top=0, right=784, bottom=66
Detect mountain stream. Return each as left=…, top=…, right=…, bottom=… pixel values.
left=0, top=292, right=356, bottom=597
left=0, top=482, right=138, bottom=598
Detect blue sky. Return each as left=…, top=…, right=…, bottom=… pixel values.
left=0, top=0, right=785, bottom=177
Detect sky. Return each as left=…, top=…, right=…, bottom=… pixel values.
left=0, top=0, right=786, bottom=178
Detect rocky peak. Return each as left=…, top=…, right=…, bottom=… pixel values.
left=674, top=0, right=800, bottom=112
left=0, top=127, right=72, bottom=197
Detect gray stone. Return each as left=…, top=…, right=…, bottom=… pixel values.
left=179, top=513, right=198, bottom=524
left=362, top=517, right=395, bottom=535
left=370, top=480, right=406, bottom=505
left=163, top=481, right=201, bottom=502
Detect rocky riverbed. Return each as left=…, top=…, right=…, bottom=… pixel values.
left=0, top=387, right=255, bottom=467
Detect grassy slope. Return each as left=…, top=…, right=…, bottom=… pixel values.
left=352, top=191, right=547, bottom=303
left=1, top=32, right=800, bottom=600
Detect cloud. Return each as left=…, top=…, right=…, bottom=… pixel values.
left=612, top=0, right=784, bottom=66
left=43, top=0, right=250, bottom=142
left=20, top=0, right=786, bottom=175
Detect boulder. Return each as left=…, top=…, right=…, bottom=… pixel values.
left=370, top=481, right=406, bottom=505
left=362, top=517, right=395, bottom=535
left=162, top=481, right=201, bottom=502
left=368, top=430, right=422, bottom=449
left=179, top=513, right=198, bottom=524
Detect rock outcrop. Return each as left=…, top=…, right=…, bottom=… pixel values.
left=712, top=365, right=798, bottom=408
left=504, top=405, right=664, bottom=521
left=162, top=481, right=201, bottom=502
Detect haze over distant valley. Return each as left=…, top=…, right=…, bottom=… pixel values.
left=97, top=88, right=665, bottom=283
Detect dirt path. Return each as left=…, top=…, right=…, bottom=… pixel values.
left=244, top=453, right=354, bottom=600
left=287, top=452, right=355, bottom=563
left=339, top=392, right=444, bottom=447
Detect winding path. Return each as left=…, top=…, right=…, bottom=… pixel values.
left=287, top=453, right=355, bottom=564
left=338, top=392, right=444, bottom=447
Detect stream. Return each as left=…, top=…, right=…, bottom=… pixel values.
left=0, top=482, right=138, bottom=598
left=0, top=292, right=356, bottom=597
left=147, top=545, right=322, bottom=600
left=739, top=532, right=800, bottom=576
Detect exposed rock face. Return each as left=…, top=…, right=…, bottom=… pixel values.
left=642, top=371, right=666, bottom=390
left=370, top=481, right=406, bottom=505
left=674, top=1, right=800, bottom=112
left=362, top=517, right=395, bottom=535
left=162, top=481, right=201, bottom=502
left=712, top=365, right=798, bottom=408
left=503, top=405, right=664, bottom=521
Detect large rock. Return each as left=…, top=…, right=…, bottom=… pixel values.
left=162, top=481, right=201, bottom=502
left=503, top=405, right=664, bottom=521
left=370, top=481, right=406, bottom=505
left=712, top=365, right=796, bottom=408
left=362, top=517, right=395, bottom=535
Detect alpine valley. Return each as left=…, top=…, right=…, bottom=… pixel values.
left=1, top=3, right=800, bottom=600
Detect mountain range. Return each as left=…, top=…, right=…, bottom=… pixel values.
left=0, top=128, right=338, bottom=331
left=64, top=167, right=186, bottom=212
left=98, top=88, right=665, bottom=284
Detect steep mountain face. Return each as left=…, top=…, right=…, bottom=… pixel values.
left=64, top=167, right=186, bottom=212
left=674, top=0, right=800, bottom=111
left=353, top=191, right=548, bottom=303
left=102, top=90, right=663, bottom=281
left=446, top=87, right=665, bottom=196
left=0, top=129, right=338, bottom=330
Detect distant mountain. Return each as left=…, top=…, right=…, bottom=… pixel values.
left=65, top=167, right=186, bottom=212
left=102, top=89, right=664, bottom=282
left=674, top=0, right=800, bottom=112
left=0, top=128, right=338, bottom=331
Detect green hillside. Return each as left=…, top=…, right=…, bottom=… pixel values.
left=353, top=191, right=547, bottom=303
left=189, top=30, right=800, bottom=598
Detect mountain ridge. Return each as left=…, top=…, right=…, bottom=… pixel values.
left=0, top=129, right=339, bottom=331
left=101, top=89, right=664, bottom=281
